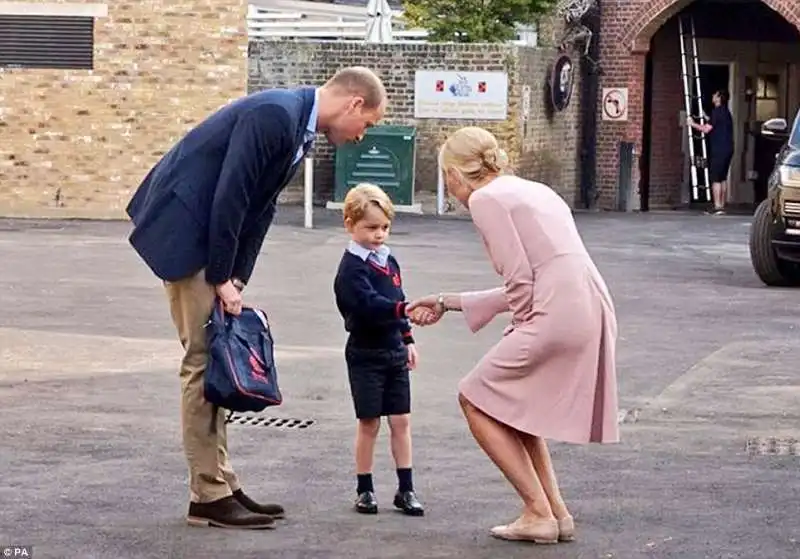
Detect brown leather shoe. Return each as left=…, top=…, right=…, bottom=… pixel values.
left=187, top=495, right=275, bottom=529
left=233, top=489, right=285, bottom=518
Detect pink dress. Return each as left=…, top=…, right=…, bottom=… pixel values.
left=458, top=175, right=619, bottom=444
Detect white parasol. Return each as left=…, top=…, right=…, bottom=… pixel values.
left=365, top=0, right=393, bottom=43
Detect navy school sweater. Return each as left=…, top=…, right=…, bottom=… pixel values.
left=333, top=251, right=415, bottom=350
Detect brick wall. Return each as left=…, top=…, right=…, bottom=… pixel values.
left=648, top=18, right=684, bottom=208
left=248, top=40, right=583, bottom=207
left=597, top=0, right=800, bottom=210
left=7, top=1, right=800, bottom=216
left=0, top=0, right=247, bottom=217
left=515, top=48, right=583, bottom=207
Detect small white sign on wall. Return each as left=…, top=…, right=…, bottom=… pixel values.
left=521, top=84, right=532, bottom=122
left=602, top=88, right=629, bottom=122
left=414, top=71, right=508, bottom=120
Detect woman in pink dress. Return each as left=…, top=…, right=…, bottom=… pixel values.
left=408, top=126, right=619, bottom=544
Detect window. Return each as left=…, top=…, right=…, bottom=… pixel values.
left=756, top=74, right=781, bottom=122
left=0, top=2, right=107, bottom=70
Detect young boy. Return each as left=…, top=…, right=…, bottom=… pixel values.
left=333, top=183, right=425, bottom=517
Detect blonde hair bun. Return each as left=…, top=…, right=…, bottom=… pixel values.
left=481, top=147, right=508, bottom=174
left=440, top=127, right=509, bottom=183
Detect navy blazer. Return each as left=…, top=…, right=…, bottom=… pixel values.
left=126, top=87, right=316, bottom=285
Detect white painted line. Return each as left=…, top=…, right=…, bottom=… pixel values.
left=0, top=327, right=341, bottom=381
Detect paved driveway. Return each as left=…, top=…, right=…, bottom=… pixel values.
left=1, top=208, right=798, bottom=559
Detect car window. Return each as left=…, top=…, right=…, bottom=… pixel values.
left=790, top=110, right=800, bottom=148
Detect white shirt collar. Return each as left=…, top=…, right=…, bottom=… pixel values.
left=347, top=240, right=391, bottom=265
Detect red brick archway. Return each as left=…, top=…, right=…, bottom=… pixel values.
left=593, top=0, right=800, bottom=210
left=620, top=0, right=800, bottom=52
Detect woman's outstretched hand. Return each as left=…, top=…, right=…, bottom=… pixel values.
left=407, top=295, right=445, bottom=326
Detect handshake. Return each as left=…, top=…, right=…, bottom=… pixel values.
left=405, top=294, right=449, bottom=327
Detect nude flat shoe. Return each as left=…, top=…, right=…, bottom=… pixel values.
left=558, top=515, right=575, bottom=542
left=489, top=517, right=559, bottom=544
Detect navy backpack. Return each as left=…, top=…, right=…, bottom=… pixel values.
left=204, top=298, right=282, bottom=431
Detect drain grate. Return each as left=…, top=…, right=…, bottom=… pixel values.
left=745, top=437, right=800, bottom=456
left=225, top=413, right=316, bottom=429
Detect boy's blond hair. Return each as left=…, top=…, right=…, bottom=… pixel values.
left=343, top=183, right=395, bottom=223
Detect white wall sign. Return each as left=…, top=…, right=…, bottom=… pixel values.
left=414, top=71, right=508, bottom=120
left=602, top=87, right=629, bottom=122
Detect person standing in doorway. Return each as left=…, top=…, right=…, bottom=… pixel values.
left=125, top=67, right=387, bottom=530
left=688, top=89, right=734, bottom=216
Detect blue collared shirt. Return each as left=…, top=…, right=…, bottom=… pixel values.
left=293, top=88, right=319, bottom=165
left=347, top=240, right=391, bottom=268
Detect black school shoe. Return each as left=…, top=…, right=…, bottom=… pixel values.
left=393, top=490, right=425, bottom=516
left=355, top=491, right=378, bottom=514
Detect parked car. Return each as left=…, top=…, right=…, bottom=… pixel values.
left=749, top=111, right=800, bottom=286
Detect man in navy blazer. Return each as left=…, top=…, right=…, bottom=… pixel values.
left=126, top=67, right=387, bottom=530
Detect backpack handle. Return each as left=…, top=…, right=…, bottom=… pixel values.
left=212, top=297, right=269, bottom=330
left=213, top=297, right=227, bottom=323
left=252, top=308, right=269, bottom=330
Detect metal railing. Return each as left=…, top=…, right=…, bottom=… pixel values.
left=247, top=2, right=427, bottom=41
left=246, top=1, right=537, bottom=44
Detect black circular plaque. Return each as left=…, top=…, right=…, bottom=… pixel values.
left=549, top=54, right=575, bottom=112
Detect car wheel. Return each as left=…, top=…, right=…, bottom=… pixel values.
left=749, top=199, right=795, bottom=286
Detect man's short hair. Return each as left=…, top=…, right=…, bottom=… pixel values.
left=325, top=66, right=386, bottom=109
left=715, top=89, right=730, bottom=105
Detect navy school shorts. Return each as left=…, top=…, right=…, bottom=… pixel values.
left=345, top=344, right=410, bottom=420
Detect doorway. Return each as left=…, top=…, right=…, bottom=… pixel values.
left=690, top=62, right=733, bottom=196
left=640, top=49, right=654, bottom=212
left=697, top=63, right=731, bottom=121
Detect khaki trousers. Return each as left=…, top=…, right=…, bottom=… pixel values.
left=164, top=270, right=241, bottom=503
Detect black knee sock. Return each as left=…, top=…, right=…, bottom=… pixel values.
left=357, top=473, right=374, bottom=494
left=397, top=468, right=413, bottom=492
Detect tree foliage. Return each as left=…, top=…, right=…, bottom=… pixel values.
left=402, top=0, right=557, bottom=43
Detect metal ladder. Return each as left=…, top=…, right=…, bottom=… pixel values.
left=679, top=15, right=711, bottom=203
